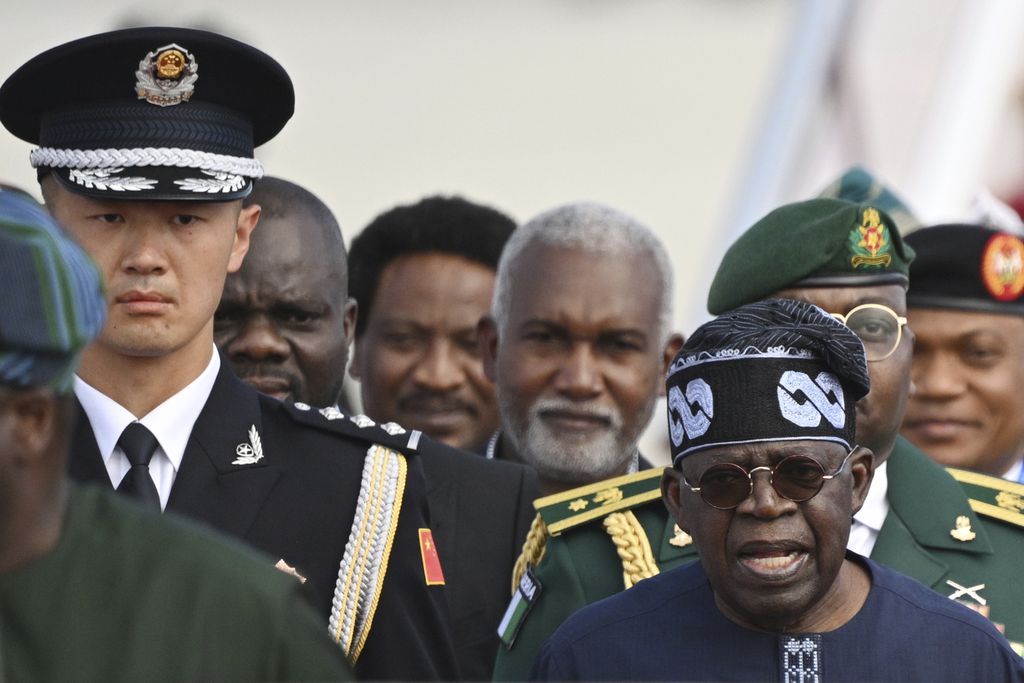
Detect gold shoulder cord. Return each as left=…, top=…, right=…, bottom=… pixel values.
left=328, top=445, right=407, bottom=663
left=603, top=510, right=659, bottom=589
left=510, top=514, right=549, bottom=595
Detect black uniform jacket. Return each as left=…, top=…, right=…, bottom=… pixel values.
left=68, top=360, right=458, bottom=681
left=421, top=447, right=539, bottom=680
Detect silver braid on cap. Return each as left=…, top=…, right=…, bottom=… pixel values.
left=30, top=147, right=264, bottom=178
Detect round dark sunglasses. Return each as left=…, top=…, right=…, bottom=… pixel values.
left=680, top=448, right=856, bottom=510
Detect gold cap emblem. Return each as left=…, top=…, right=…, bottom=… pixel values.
left=135, top=43, right=198, bottom=107
left=155, top=49, right=186, bottom=79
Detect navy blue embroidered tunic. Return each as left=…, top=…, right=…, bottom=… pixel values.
left=531, top=555, right=1023, bottom=682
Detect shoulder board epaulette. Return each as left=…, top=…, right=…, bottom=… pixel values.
left=948, top=467, right=1024, bottom=529
left=535, top=468, right=665, bottom=536
left=283, top=402, right=422, bottom=456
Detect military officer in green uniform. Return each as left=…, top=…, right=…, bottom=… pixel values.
left=493, top=188, right=1024, bottom=679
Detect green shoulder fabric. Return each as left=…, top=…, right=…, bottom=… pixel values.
left=874, top=437, right=1024, bottom=654
left=0, top=485, right=354, bottom=682
left=492, top=471, right=696, bottom=681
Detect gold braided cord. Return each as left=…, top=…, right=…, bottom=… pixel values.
left=351, top=452, right=406, bottom=662
left=603, top=511, right=659, bottom=589
left=333, top=445, right=386, bottom=650
left=510, top=514, right=549, bottom=595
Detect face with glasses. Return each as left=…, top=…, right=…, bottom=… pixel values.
left=662, top=440, right=873, bottom=632
left=773, top=285, right=914, bottom=464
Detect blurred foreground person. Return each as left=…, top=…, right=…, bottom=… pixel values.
left=217, top=180, right=537, bottom=680
left=0, top=186, right=352, bottom=682
left=532, top=299, right=1023, bottom=682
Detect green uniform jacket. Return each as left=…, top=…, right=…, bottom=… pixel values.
left=0, top=485, right=353, bottom=683
left=492, top=437, right=1024, bottom=680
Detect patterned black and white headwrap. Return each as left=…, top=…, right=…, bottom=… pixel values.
left=666, top=298, right=870, bottom=464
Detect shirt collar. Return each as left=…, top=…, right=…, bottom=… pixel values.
left=74, top=347, right=220, bottom=472
left=1002, top=458, right=1024, bottom=483
left=852, top=460, right=889, bottom=532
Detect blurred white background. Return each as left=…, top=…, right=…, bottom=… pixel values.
left=5, top=0, right=1024, bottom=462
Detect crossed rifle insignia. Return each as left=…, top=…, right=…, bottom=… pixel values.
left=946, top=579, right=986, bottom=605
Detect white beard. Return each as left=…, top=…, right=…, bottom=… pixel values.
left=499, top=393, right=642, bottom=485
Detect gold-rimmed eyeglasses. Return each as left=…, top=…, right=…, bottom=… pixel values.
left=680, top=448, right=856, bottom=510
left=829, top=303, right=907, bottom=362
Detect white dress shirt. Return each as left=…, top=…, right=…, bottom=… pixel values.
left=74, top=347, right=220, bottom=511
left=1002, top=459, right=1023, bottom=483
left=847, top=461, right=889, bottom=556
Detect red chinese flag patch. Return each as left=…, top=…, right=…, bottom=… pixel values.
left=418, top=528, right=446, bottom=585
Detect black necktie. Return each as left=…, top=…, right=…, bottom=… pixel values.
left=116, top=422, right=161, bottom=510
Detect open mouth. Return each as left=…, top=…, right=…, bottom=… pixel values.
left=737, top=544, right=809, bottom=581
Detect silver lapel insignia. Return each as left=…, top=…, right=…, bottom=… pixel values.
left=232, top=425, right=264, bottom=465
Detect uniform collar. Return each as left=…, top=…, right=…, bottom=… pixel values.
left=73, top=346, right=220, bottom=473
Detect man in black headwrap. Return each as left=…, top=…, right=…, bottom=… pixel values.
left=531, top=299, right=1022, bottom=682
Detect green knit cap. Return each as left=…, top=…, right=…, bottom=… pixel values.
left=707, top=198, right=915, bottom=315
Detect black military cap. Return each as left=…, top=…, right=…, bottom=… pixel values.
left=0, top=26, right=293, bottom=201
left=906, top=225, right=1024, bottom=315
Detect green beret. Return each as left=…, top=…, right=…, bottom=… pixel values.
left=708, top=198, right=915, bottom=315
left=817, top=165, right=921, bottom=236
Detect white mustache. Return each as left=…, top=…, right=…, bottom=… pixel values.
left=529, top=398, right=622, bottom=429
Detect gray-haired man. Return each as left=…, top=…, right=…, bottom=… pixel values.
left=485, top=202, right=686, bottom=679
left=479, top=201, right=683, bottom=494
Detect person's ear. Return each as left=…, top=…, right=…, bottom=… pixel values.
left=7, top=389, right=58, bottom=464
left=227, top=203, right=261, bottom=273
left=348, top=337, right=363, bottom=381
left=342, top=298, right=358, bottom=350
left=478, top=315, right=500, bottom=383
left=661, top=467, right=690, bottom=534
left=657, top=333, right=685, bottom=397
left=848, top=446, right=875, bottom=515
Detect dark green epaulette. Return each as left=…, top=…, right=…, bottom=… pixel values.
left=948, top=467, right=1024, bottom=530
left=282, top=402, right=423, bottom=456
left=508, top=469, right=672, bottom=595
left=534, top=468, right=666, bottom=536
